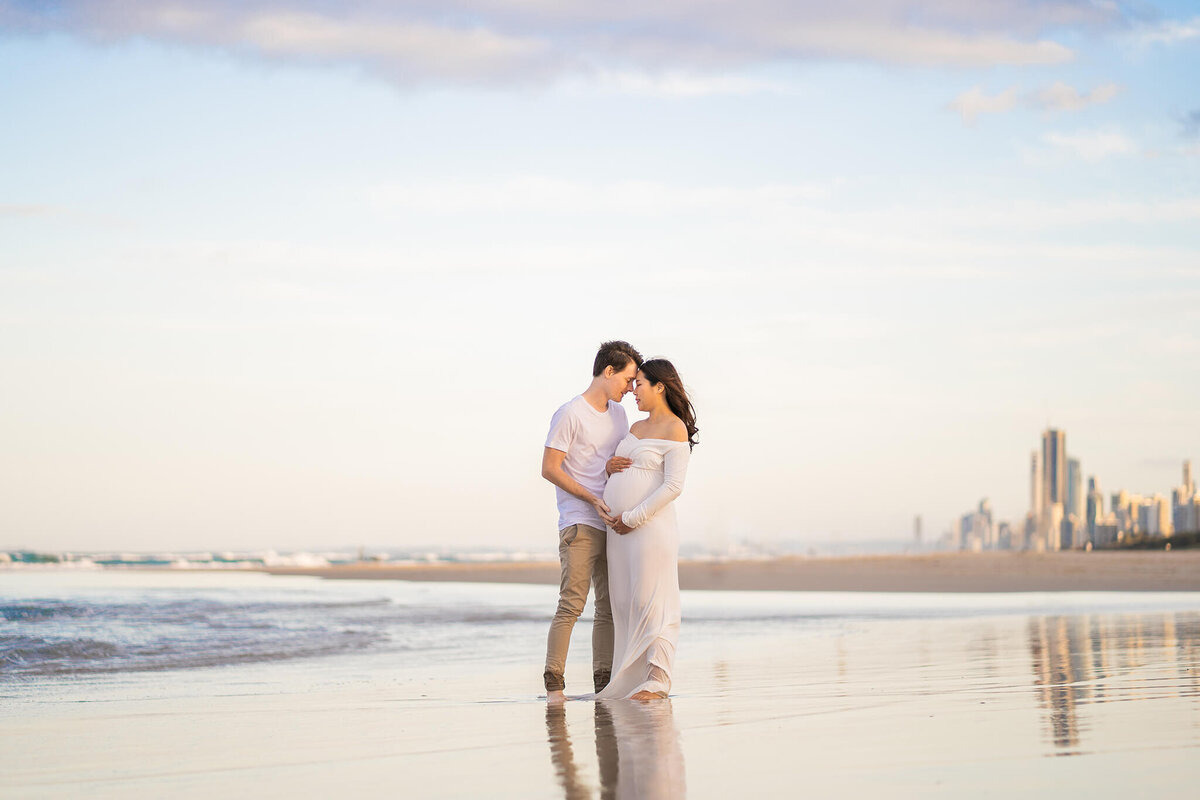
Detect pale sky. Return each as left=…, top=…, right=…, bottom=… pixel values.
left=2, top=1, right=1198, bottom=553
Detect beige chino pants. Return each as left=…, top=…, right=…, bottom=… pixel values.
left=544, top=523, right=614, bottom=691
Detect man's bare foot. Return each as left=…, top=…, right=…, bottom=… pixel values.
left=547, top=690, right=567, bottom=704
left=631, top=690, right=665, bottom=701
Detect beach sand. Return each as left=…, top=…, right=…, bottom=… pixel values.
left=263, top=550, right=1200, bottom=592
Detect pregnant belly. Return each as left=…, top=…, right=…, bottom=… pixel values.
left=603, top=469, right=662, bottom=514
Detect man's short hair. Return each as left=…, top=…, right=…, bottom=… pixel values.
left=593, top=340, right=643, bottom=377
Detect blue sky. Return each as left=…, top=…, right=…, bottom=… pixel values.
left=2, top=1, right=1198, bottom=552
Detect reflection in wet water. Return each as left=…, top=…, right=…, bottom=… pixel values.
left=547, top=700, right=686, bottom=800
left=1028, top=611, right=1200, bottom=758
left=545, top=609, right=1200, bottom=796
left=1029, top=616, right=1086, bottom=754
left=546, top=704, right=592, bottom=800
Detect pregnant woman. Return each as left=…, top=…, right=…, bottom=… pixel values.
left=595, top=358, right=698, bottom=701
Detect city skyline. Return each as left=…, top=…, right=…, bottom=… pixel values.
left=954, top=426, right=1198, bottom=552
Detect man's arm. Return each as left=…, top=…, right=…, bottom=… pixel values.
left=606, top=456, right=632, bottom=476
left=541, top=448, right=616, bottom=525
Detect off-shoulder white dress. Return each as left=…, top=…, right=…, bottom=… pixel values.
left=595, top=434, right=690, bottom=699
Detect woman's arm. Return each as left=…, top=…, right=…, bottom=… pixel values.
left=619, top=446, right=690, bottom=530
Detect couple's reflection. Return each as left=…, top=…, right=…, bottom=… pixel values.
left=546, top=699, right=686, bottom=799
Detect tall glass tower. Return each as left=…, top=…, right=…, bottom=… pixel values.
left=1040, top=429, right=1067, bottom=550
left=1041, top=429, right=1067, bottom=509
left=1067, top=458, right=1083, bottom=520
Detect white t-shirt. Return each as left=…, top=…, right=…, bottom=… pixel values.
left=545, top=395, right=629, bottom=531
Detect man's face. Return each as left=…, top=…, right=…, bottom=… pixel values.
left=607, top=361, right=638, bottom=402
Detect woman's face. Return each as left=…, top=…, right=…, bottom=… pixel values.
left=633, top=371, right=663, bottom=411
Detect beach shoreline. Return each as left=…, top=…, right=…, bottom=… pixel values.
left=260, top=550, right=1200, bottom=592
left=5, top=568, right=1200, bottom=798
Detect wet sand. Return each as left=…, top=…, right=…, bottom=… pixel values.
left=263, top=550, right=1200, bottom=592
left=6, top=597, right=1200, bottom=798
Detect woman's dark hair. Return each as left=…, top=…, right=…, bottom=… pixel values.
left=593, top=340, right=643, bottom=377
left=639, top=358, right=699, bottom=450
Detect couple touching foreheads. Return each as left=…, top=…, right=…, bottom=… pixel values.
left=540, top=341, right=698, bottom=702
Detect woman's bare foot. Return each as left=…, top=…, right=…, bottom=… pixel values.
left=547, top=690, right=566, bottom=704
left=631, top=690, right=665, bottom=701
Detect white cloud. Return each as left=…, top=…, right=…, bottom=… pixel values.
left=948, top=81, right=1121, bottom=125
left=586, top=70, right=789, bottom=98
left=948, top=86, right=1018, bottom=125
left=1043, top=128, right=1138, bottom=161
left=0, top=0, right=1101, bottom=88
left=0, top=204, right=60, bottom=217
left=1033, top=81, right=1120, bottom=112
left=368, top=175, right=1200, bottom=241
left=233, top=12, right=557, bottom=84
left=1183, top=109, right=1200, bottom=138
left=0, top=3, right=562, bottom=86
left=367, top=176, right=833, bottom=216
left=1133, top=16, right=1200, bottom=46
left=776, top=25, right=1072, bottom=67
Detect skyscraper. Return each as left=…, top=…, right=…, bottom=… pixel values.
left=1040, top=429, right=1067, bottom=549
left=1041, top=429, right=1067, bottom=509
left=1066, top=458, right=1083, bottom=520
left=1111, top=490, right=1136, bottom=536
left=1030, top=450, right=1041, bottom=519
left=1048, top=503, right=1066, bottom=550
left=979, top=498, right=994, bottom=549
left=1173, top=460, right=1196, bottom=534
left=1086, top=476, right=1102, bottom=545
left=1139, top=495, right=1172, bottom=537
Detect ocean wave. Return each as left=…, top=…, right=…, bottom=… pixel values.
left=0, top=591, right=403, bottom=678
left=340, top=606, right=548, bottom=626
left=0, top=584, right=553, bottom=679
left=1, top=602, right=93, bottom=622
left=1, top=635, right=122, bottom=669
left=0, top=628, right=385, bottom=677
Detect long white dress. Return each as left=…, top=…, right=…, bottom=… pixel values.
left=595, top=434, right=690, bottom=699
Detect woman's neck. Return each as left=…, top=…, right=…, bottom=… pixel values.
left=646, top=403, right=674, bottom=423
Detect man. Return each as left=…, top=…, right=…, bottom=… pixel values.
left=541, top=340, right=642, bottom=700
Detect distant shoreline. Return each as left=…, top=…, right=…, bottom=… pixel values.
left=261, top=550, right=1200, bottom=593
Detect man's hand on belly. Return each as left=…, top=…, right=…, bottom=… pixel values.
left=606, top=456, right=632, bottom=476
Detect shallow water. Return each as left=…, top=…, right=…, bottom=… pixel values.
left=5, top=570, right=1196, bottom=681
left=3, top=570, right=1200, bottom=798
